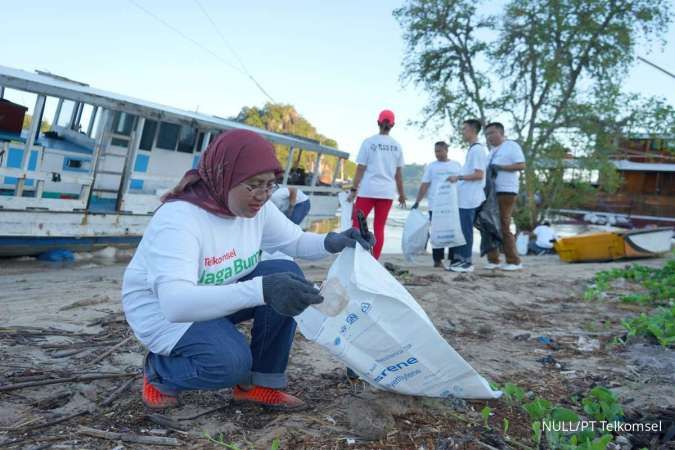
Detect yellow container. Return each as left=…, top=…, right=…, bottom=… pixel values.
left=554, top=232, right=626, bottom=262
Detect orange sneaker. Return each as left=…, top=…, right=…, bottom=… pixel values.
left=142, top=376, right=178, bottom=409
left=232, top=385, right=306, bottom=410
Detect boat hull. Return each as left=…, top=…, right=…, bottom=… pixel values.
left=554, top=228, right=673, bottom=263
left=0, top=198, right=338, bottom=257
left=0, top=235, right=141, bottom=257
left=623, top=228, right=674, bottom=258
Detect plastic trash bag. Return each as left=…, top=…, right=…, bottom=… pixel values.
left=516, top=232, right=529, bottom=256
left=402, top=209, right=429, bottom=262
left=475, top=166, right=502, bottom=256
left=429, top=182, right=465, bottom=249
left=295, top=246, right=501, bottom=399
left=338, top=191, right=353, bottom=232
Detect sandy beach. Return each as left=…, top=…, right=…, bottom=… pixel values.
left=1, top=250, right=673, bottom=449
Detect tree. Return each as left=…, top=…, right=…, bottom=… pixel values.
left=395, top=0, right=674, bottom=228
left=233, top=103, right=356, bottom=184
left=22, top=114, right=51, bottom=133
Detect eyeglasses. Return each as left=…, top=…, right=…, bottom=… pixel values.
left=240, top=182, right=279, bottom=196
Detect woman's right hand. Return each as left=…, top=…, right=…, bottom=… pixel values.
left=261, top=272, right=323, bottom=316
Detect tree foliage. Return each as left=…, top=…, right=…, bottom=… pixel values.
left=233, top=103, right=356, bottom=182
left=395, top=0, right=674, bottom=227
left=22, top=114, right=51, bottom=133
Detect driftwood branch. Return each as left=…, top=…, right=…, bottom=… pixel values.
left=0, top=410, right=90, bottom=432
left=88, top=313, right=125, bottom=327
left=146, top=414, right=188, bottom=432
left=0, top=326, right=92, bottom=337
left=87, top=336, right=134, bottom=366
left=176, top=404, right=229, bottom=421
left=0, top=372, right=136, bottom=392
left=42, top=339, right=120, bottom=350
left=0, top=435, right=64, bottom=449
left=100, top=375, right=140, bottom=407
left=78, top=426, right=180, bottom=446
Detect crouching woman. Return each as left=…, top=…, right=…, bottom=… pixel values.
left=122, top=129, right=372, bottom=410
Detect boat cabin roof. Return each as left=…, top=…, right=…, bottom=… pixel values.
left=0, top=65, right=349, bottom=159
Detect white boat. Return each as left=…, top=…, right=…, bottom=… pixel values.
left=623, top=227, right=674, bottom=258
left=0, top=66, right=349, bottom=257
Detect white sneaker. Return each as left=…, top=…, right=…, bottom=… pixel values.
left=484, top=262, right=501, bottom=270
left=450, top=262, right=474, bottom=273
left=501, top=263, right=523, bottom=271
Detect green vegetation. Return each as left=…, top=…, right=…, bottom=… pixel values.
left=204, top=432, right=280, bottom=450
left=583, top=261, right=674, bottom=347
left=480, top=405, right=492, bottom=428
left=622, top=305, right=675, bottom=347
left=402, top=163, right=426, bottom=199
left=582, top=387, right=624, bottom=423
left=234, top=103, right=356, bottom=182
left=584, top=261, right=674, bottom=304
left=493, top=382, right=623, bottom=449
left=501, top=382, right=526, bottom=405
left=22, top=114, right=51, bottom=132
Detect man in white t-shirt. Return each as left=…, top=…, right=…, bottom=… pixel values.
left=347, top=109, right=406, bottom=259
left=484, top=122, right=527, bottom=271
left=529, top=221, right=556, bottom=254
left=412, top=141, right=462, bottom=267
left=447, top=119, right=488, bottom=273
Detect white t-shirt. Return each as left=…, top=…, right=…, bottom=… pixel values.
left=122, top=200, right=327, bottom=355
left=533, top=225, right=555, bottom=249
left=421, top=160, right=462, bottom=210
left=489, top=140, right=526, bottom=193
left=270, top=187, right=309, bottom=212
left=356, top=134, right=404, bottom=199
left=458, top=143, right=488, bottom=209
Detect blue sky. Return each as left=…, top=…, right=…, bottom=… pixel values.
left=2, top=1, right=674, bottom=164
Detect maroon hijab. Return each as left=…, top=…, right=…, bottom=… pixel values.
left=161, top=129, right=282, bottom=217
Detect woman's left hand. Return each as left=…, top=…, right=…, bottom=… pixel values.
left=324, top=229, right=376, bottom=253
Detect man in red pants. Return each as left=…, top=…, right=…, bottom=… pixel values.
left=347, top=109, right=406, bottom=259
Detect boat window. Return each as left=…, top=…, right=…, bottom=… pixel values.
left=38, top=96, right=60, bottom=133
left=111, top=137, right=130, bottom=147
left=157, top=122, right=180, bottom=150
left=140, top=120, right=158, bottom=151
left=65, top=158, right=82, bottom=169
left=89, top=110, right=102, bottom=138
left=57, top=100, right=75, bottom=127
left=112, top=111, right=136, bottom=136
left=77, top=104, right=94, bottom=134
left=196, top=132, right=205, bottom=152
left=177, top=126, right=197, bottom=153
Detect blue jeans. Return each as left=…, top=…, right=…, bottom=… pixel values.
left=528, top=241, right=555, bottom=255
left=145, top=259, right=302, bottom=395
left=456, top=208, right=477, bottom=263
left=288, top=199, right=311, bottom=225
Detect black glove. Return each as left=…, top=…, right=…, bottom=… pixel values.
left=261, top=272, right=323, bottom=316
left=324, top=228, right=376, bottom=254
left=411, top=201, right=419, bottom=209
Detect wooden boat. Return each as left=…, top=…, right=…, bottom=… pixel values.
left=0, top=66, right=350, bottom=257
left=554, top=227, right=673, bottom=262
left=551, top=135, right=675, bottom=229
